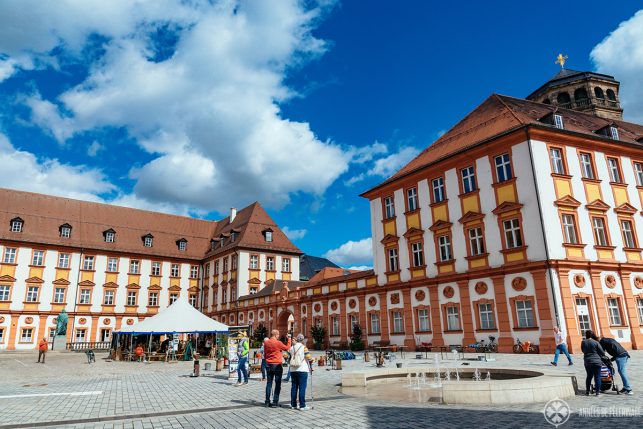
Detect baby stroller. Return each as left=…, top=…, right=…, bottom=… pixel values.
left=590, top=357, right=620, bottom=394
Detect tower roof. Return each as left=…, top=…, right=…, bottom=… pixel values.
left=527, top=69, right=618, bottom=100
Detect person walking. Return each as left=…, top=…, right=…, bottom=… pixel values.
left=37, top=337, right=48, bottom=363
left=263, top=329, right=291, bottom=407
left=235, top=331, right=250, bottom=386
left=550, top=326, right=573, bottom=366
left=581, top=330, right=606, bottom=396
left=259, top=338, right=268, bottom=381
left=599, top=336, right=632, bottom=395
left=289, top=334, right=313, bottom=411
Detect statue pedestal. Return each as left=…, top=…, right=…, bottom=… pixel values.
left=52, top=335, right=67, bottom=350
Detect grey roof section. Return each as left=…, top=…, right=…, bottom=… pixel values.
left=299, top=254, right=340, bottom=281
left=527, top=69, right=618, bottom=100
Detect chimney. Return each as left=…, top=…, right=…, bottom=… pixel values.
left=230, top=207, right=237, bottom=223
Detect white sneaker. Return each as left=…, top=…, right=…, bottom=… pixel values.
left=299, top=406, right=310, bottom=411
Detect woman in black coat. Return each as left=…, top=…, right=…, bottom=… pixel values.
left=580, top=330, right=606, bottom=395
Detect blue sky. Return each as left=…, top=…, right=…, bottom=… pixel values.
left=1, top=1, right=642, bottom=267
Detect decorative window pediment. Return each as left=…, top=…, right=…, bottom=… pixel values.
left=0, top=274, right=17, bottom=282
left=25, top=276, right=44, bottom=284
left=53, top=278, right=71, bottom=286
left=428, top=220, right=453, bottom=232
left=148, top=284, right=162, bottom=291
left=554, top=195, right=581, bottom=208
left=168, top=284, right=182, bottom=292
left=78, top=280, right=96, bottom=287
left=492, top=201, right=524, bottom=216
left=103, top=282, right=119, bottom=289
left=248, top=277, right=261, bottom=285
left=458, top=211, right=485, bottom=224
left=380, top=234, right=400, bottom=245
left=403, top=227, right=424, bottom=239
left=126, top=283, right=140, bottom=289
left=614, top=202, right=638, bottom=215
left=585, top=199, right=610, bottom=213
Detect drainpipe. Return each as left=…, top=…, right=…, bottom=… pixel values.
left=526, top=128, right=561, bottom=327
left=69, top=247, right=85, bottom=349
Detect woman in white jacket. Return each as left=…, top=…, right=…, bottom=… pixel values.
left=289, top=333, right=313, bottom=410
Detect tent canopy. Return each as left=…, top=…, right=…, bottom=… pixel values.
left=116, top=299, right=228, bottom=334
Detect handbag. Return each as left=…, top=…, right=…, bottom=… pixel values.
left=290, top=344, right=304, bottom=367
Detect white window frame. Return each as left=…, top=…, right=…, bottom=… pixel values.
left=10, top=220, right=23, bottom=232
left=637, top=298, right=643, bottom=324
left=432, top=177, right=445, bottom=203
left=516, top=300, right=535, bottom=328
left=190, top=265, right=199, bottom=279
left=478, top=303, right=494, bottom=330
left=60, top=226, right=71, bottom=238
left=266, top=257, right=274, bottom=271
left=58, top=253, right=70, bottom=269
left=384, top=196, right=395, bottom=219
left=129, top=260, right=140, bottom=274
left=149, top=292, right=158, bottom=306
left=407, top=187, right=418, bottom=211
left=610, top=126, right=619, bottom=140
left=634, top=162, right=643, bottom=186
left=127, top=291, right=137, bottom=306
left=550, top=148, right=565, bottom=174
left=170, top=293, right=178, bottom=304
left=265, top=231, right=273, bottom=242
left=32, top=250, right=44, bottom=266
left=438, top=235, right=452, bottom=261
left=83, top=256, right=94, bottom=271
left=562, top=214, right=579, bottom=244
left=592, top=217, right=609, bottom=246
left=580, top=153, right=595, bottom=179
left=144, top=236, right=153, bottom=247
left=418, top=309, right=430, bottom=331
left=607, top=298, right=622, bottom=325
left=189, top=294, right=197, bottom=307
left=494, top=153, right=513, bottom=182
left=607, top=157, right=621, bottom=183
left=79, top=289, right=91, bottom=304
left=331, top=316, right=339, bottom=336
left=26, top=286, right=39, bottom=302
left=105, top=231, right=115, bottom=243
left=3, top=248, right=16, bottom=264
left=621, top=220, right=636, bottom=248
left=411, top=242, right=424, bottom=267
left=369, top=313, right=380, bottom=334
left=503, top=219, right=523, bottom=249
left=178, top=240, right=187, bottom=251
left=554, top=114, right=564, bottom=129
left=107, top=258, right=118, bottom=273
left=171, top=264, right=180, bottom=277
left=21, top=328, right=33, bottom=342
left=446, top=306, right=460, bottom=331
left=151, top=262, right=161, bottom=276
left=468, top=227, right=484, bottom=256
left=392, top=311, right=404, bottom=333
left=282, top=258, right=290, bottom=272
left=75, top=329, right=86, bottom=342
left=388, top=248, right=399, bottom=272
left=53, top=287, right=65, bottom=303
left=250, top=255, right=259, bottom=270
left=0, top=285, right=10, bottom=301
left=461, top=166, right=476, bottom=193
left=103, top=290, right=114, bottom=305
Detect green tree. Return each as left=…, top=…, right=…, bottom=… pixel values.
left=252, top=323, right=268, bottom=348
left=311, top=324, right=326, bottom=350
left=350, top=323, right=364, bottom=351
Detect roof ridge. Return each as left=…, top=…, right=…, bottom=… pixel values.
left=492, top=93, right=526, bottom=125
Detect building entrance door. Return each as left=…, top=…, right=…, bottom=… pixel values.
left=576, top=297, right=591, bottom=333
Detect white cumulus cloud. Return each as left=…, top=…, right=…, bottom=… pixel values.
left=591, top=10, right=643, bottom=123
left=370, top=146, right=420, bottom=178
left=323, top=237, right=373, bottom=267
left=282, top=226, right=307, bottom=240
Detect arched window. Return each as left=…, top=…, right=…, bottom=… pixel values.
left=574, top=88, right=589, bottom=107
left=557, top=92, right=571, bottom=107
left=606, top=89, right=616, bottom=101
left=594, top=87, right=604, bottom=99
left=542, top=97, right=551, bottom=104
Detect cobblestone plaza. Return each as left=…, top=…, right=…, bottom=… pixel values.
left=0, top=350, right=640, bottom=429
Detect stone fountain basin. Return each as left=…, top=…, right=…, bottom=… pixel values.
left=341, top=368, right=576, bottom=405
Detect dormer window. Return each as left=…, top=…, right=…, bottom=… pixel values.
left=210, top=239, right=218, bottom=250
left=177, top=238, right=187, bottom=251
left=59, top=223, right=72, bottom=238
left=554, top=114, right=564, bottom=129
left=10, top=217, right=23, bottom=233
left=103, top=229, right=116, bottom=243
left=263, top=228, right=273, bottom=242
left=610, top=126, right=619, bottom=140
left=142, top=234, right=154, bottom=247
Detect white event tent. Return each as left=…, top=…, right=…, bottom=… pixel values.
left=116, top=299, right=228, bottom=334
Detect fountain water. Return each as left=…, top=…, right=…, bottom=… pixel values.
left=485, top=371, right=491, bottom=381
left=472, top=368, right=482, bottom=382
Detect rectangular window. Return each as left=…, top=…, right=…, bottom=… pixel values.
left=637, top=298, right=643, bottom=324
left=151, top=262, right=161, bottom=276
left=250, top=255, right=259, bottom=270
left=468, top=227, right=485, bottom=256
left=554, top=114, right=564, bottom=129
left=494, top=153, right=513, bottom=182
left=223, top=257, right=229, bottom=272
left=107, top=257, right=118, bottom=272
left=621, top=220, right=636, bottom=248
left=432, top=177, right=445, bottom=203
left=407, top=187, right=418, bottom=211
left=58, top=253, right=70, bottom=268
left=103, top=290, right=114, bottom=305
left=411, top=242, right=424, bottom=267
left=634, top=162, right=643, bottom=186
left=190, top=265, right=199, bottom=279
left=204, top=263, right=210, bottom=278
left=562, top=214, right=579, bottom=244
left=0, top=285, right=10, bottom=301
left=75, top=329, right=86, bottom=342
left=32, top=250, right=44, bottom=266
left=214, top=260, right=219, bottom=275
left=170, top=293, right=179, bottom=304
left=461, top=166, right=477, bottom=193
left=129, top=260, right=140, bottom=274
left=231, top=255, right=237, bottom=270
left=11, top=220, right=23, bottom=232
left=392, top=311, right=404, bottom=333
left=282, top=258, right=290, bottom=272
left=478, top=303, right=495, bottom=330
left=144, top=236, right=153, bottom=247
left=550, top=147, right=565, bottom=174
left=369, top=313, right=380, bottom=334
left=610, top=126, right=619, bottom=140
left=388, top=248, right=399, bottom=272
left=418, top=309, right=430, bottom=331
left=576, top=297, right=592, bottom=333
left=0, top=328, right=4, bottom=342
left=53, top=287, right=65, bottom=303
left=170, top=264, right=180, bottom=277
left=178, top=241, right=187, bottom=251
left=105, top=232, right=115, bottom=243
left=384, top=196, right=395, bottom=219
left=331, top=316, right=339, bottom=336
left=516, top=300, right=535, bottom=328
left=579, top=153, right=595, bottom=179
left=607, top=157, right=622, bottom=183
left=189, top=294, right=197, bottom=307
left=83, top=256, right=94, bottom=270
left=438, top=235, right=452, bottom=261
left=503, top=219, right=523, bottom=249
left=607, top=298, right=622, bottom=325
left=79, top=289, right=91, bottom=304
left=266, top=256, right=275, bottom=271
left=446, top=306, right=460, bottom=331
left=3, top=248, right=16, bottom=264
left=149, top=292, right=158, bottom=306
left=21, top=328, right=33, bottom=342
left=127, top=291, right=137, bottom=306
left=592, top=217, right=609, bottom=246
left=60, top=226, right=71, bottom=238
left=26, top=286, right=39, bottom=302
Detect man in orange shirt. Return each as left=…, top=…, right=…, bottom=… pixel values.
left=37, top=337, right=48, bottom=363
left=263, top=329, right=291, bottom=407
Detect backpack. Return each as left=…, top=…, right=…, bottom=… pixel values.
left=290, top=344, right=304, bottom=367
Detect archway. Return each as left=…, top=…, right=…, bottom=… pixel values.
left=276, top=310, right=294, bottom=339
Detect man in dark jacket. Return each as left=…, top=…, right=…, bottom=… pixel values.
left=599, top=337, right=632, bottom=394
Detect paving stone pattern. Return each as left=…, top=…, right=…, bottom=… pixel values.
left=0, top=350, right=641, bottom=428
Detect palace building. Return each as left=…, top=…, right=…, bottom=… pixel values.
left=0, top=191, right=302, bottom=350
left=212, top=68, right=643, bottom=353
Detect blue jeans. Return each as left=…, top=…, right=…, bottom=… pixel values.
left=237, top=356, right=248, bottom=383
left=265, top=364, right=283, bottom=404
left=615, top=356, right=631, bottom=390
left=585, top=362, right=601, bottom=393
left=283, top=365, right=291, bottom=381
left=290, top=371, right=308, bottom=408
left=553, top=344, right=572, bottom=364
left=261, top=359, right=267, bottom=379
